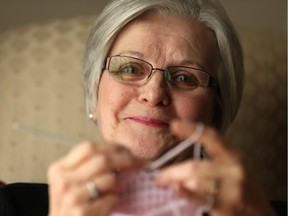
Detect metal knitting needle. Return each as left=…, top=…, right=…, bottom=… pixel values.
left=13, top=121, right=204, bottom=167
left=147, top=123, right=204, bottom=170
left=12, top=122, right=79, bottom=146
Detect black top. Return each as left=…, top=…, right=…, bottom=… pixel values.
left=0, top=183, right=48, bottom=216
left=0, top=183, right=286, bottom=216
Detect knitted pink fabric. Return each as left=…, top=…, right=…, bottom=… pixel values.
left=109, top=169, right=201, bottom=216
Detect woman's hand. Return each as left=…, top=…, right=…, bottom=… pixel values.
left=47, top=141, right=144, bottom=216
left=156, top=120, right=276, bottom=216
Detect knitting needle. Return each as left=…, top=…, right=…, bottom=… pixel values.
left=147, top=123, right=204, bottom=170
left=12, top=122, right=78, bottom=146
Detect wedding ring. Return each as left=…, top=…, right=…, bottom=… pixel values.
left=198, top=180, right=219, bottom=216
left=208, top=179, right=219, bottom=196
left=86, top=181, right=99, bottom=200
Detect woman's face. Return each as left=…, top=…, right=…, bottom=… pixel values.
left=95, top=13, right=219, bottom=159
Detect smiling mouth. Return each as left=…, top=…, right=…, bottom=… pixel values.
left=127, top=116, right=169, bottom=128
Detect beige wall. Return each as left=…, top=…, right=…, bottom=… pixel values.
left=0, top=0, right=286, bottom=201
left=0, top=0, right=287, bottom=32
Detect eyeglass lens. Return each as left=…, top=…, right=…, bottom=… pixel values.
left=107, top=55, right=214, bottom=90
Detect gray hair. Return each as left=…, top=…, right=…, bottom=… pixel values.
left=83, top=0, right=244, bottom=132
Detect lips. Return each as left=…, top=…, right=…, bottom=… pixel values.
left=126, top=116, right=169, bottom=128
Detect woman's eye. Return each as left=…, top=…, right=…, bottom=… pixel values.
left=172, top=74, right=199, bottom=87
left=114, top=63, right=146, bottom=81
left=119, top=64, right=141, bottom=74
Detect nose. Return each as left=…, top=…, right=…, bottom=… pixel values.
left=137, top=69, right=171, bottom=106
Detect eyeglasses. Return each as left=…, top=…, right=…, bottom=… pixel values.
left=104, top=55, right=217, bottom=91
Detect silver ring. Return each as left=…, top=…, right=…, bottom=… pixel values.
left=86, top=181, right=99, bottom=200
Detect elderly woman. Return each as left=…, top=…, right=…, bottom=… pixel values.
left=0, top=0, right=285, bottom=215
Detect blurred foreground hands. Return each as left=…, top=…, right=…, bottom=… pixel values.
left=47, top=120, right=276, bottom=216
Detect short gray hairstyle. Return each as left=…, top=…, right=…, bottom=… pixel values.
left=83, top=0, right=244, bottom=132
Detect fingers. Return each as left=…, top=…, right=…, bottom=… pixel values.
left=172, top=181, right=214, bottom=206
left=156, top=160, right=222, bottom=197
left=50, top=192, right=119, bottom=216
left=60, top=173, right=117, bottom=204
left=57, top=141, right=139, bottom=169
left=88, top=172, right=119, bottom=196
left=64, top=148, right=143, bottom=182
left=56, top=141, right=98, bottom=169
left=170, top=120, right=234, bottom=159
left=48, top=141, right=145, bottom=216
left=155, top=159, right=240, bottom=213
left=156, top=160, right=217, bottom=184
left=155, top=120, right=257, bottom=214
left=48, top=142, right=144, bottom=188
left=87, top=195, right=119, bottom=216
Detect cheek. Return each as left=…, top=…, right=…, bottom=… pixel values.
left=174, top=93, right=215, bottom=123
left=97, top=73, right=131, bottom=111
left=95, top=74, right=136, bottom=138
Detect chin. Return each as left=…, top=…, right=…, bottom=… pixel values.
left=118, top=138, right=165, bottom=160
left=128, top=139, right=177, bottom=161
left=108, top=129, right=177, bottom=160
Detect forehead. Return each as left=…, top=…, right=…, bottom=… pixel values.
left=109, top=12, right=219, bottom=73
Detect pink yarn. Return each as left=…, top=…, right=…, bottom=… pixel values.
left=109, top=169, right=200, bottom=216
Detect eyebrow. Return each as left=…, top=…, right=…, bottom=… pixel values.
left=116, top=51, right=145, bottom=59
left=113, top=51, right=205, bottom=71
left=179, top=59, right=205, bottom=71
